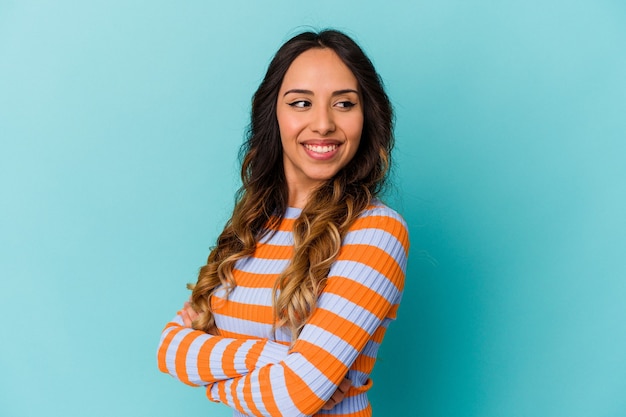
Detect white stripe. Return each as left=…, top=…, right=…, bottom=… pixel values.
left=317, top=293, right=381, bottom=335
left=225, top=286, right=274, bottom=306
left=343, top=227, right=406, bottom=261
left=248, top=368, right=270, bottom=416
left=361, top=339, right=382, bottom=358
left=258, top=229, right=294, bottom=245
left=163, top=327, right=194, bottom=379
left=235, top=257, right=290, bottom=274
left=329, top=260, right=402, bottom=301
left=297, top=324, right=358, bottom=366
left=257, top=341, right=289, bottom=366
left=283, top=352, right=335, bottom=399
left=233, top=375, right=253, bottom=416
left=361, top=204, right=407, bottom=226
left=234, top=339, right=260, bottom=373
left=207, top=382, right=218, bottom=402
left=346, top=369, right=370, bottom=388
left=184, top=336, right=206, bottom=385
left=283, top=206, right=302, bottom=219
left=213, top=314, right=292, bottom=343
left=208, top=338, right=232, bottom=378
left=222, top=378, right=234, bottom=407
left=213, top=313, right=273, bottom=338
left=325, top=391, right=370, bottom=414
left=268, top=365, right=299, bottom=415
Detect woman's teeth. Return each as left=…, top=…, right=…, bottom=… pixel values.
left=304, top=144, right=337, bottom=153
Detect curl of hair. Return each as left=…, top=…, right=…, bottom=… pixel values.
left=188, top=29, right=394, bottom=340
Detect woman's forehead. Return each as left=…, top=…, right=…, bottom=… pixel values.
left=280, top=48, right=358, bottom=93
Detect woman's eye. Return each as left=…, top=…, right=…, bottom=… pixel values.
left=288, top=100, right=311, bottom=108
left=336, top=101, right=356, bottom=109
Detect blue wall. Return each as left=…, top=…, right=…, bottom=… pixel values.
left=1, top=1, right=625, bottom=416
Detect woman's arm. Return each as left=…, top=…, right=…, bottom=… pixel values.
left=205, top=209, right=409, bottom=416
left=162, top=301, right=353, bottom=411
left=157, top=312, right=289, bottom=386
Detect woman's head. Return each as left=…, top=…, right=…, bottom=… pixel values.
left=241, top=29, right=394, bottom=208
left=191, top=30, right=394, bottom=338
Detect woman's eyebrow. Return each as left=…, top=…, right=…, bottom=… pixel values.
left=333, top=89, right=360, bottom=96
left=283, top=88, right=360, bottom=97
left=283, top=89, right=313, bottom=96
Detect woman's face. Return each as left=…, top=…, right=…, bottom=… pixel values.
left=276, top=47, right=364, bottom=207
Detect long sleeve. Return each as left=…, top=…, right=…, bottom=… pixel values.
left=205, top=208, right=409, bottom=416
left=157, top=313, right=289, bottom=386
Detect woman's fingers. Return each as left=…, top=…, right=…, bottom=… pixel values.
left=321, top=399, right=336, bottom=410
left=321, top=377, right=352, bottom=410
left=181, top=309, right=192, bottom=327
left=338, top=377, right=351, bottom=394
left=181, top=302, right=200, bottom=328
left=184, top=302, right=200, bottom=320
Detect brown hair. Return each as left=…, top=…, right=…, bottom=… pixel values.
left=189, top=29, right=394, bottom=339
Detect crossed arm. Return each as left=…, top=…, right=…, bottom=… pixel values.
left=158, top=308, right=351, bottom=411
left=179, top=304, right=351, bottom=410
left=157, top=211, right=409, bottom=416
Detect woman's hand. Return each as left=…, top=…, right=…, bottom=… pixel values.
left=181, top=301, right=199, bottom=328
left=321, top=377, right=351, bottom=410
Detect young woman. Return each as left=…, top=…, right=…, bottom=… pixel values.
left=157, top=29, right=409, bottom=417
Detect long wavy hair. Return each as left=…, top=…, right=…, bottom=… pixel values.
left=189, top=29, right=394, bottom=340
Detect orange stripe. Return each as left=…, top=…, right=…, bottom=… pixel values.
left=307, top=309, right=370, bottom=352
left=316, top=398, right=371, bottom=417
left=272, top=216, right=296, bottom=231
left=217, top=329, right=289, bottom=348
left=352, top=354, right=376, bottom=374
left=259, top=365, right=281, bottom=416
left=351, top=214, right=409, bottom=254
left=255, top=242, right=293, bottom=260
left=245, top=340, right=265, bottom=371
left=350, top=377, right=373, bottom=393
left=337, top=244, right=405, bottom=290
left=371, top=325, right=388, bottom=344
left=212, top=298, right=274, bottom=323
left=230, top=378, right=244, bottom=413
left=324, top=276, right=392, bottom=320
left=174, top=331, right=203, bottom=386
left=217, top=328, right=260, bottom=339
left=284, top=366, right=323, bottom=415
left=291, top=339, right=348, bottom=382
left=205, top=384, right=219, bottom=403
left=387, top=303, right=400, bottom=319
left=221, top=339, right=247, bottom=377
left=232, top=269, right=281, bottom=288
left=196, top=336, right=221, bottom=383
left=163, top=321, right=179, bottom=330
left=157, top=324, right=184, bottom=373
left=217, top=380, right=228, bottom=403
left=242, top=373, right=263, bottom=416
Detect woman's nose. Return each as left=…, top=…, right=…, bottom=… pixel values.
left=310, top=106, right=336, bottom=136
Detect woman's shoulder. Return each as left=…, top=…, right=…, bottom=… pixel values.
left=351, top=199, right=410, bottom=245
left=359, top=199, right=408, bottom=227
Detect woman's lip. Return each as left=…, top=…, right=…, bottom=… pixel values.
left=300, top=139, right=342, bottom=146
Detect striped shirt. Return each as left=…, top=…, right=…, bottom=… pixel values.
left=158, top=202, right=409, bottom=416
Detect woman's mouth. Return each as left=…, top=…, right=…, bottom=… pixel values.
left=304, top=144, right=338, bottom=154
left=302, top=142, right=341, bottom=160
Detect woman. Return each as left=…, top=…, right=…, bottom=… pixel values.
left=157, top=29, right=409, bottom=417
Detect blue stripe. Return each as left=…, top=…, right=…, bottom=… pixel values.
left=235, top=256, right=289, bottom=274
left=258, top=229, right=294, bottom=245
left=329, top=260, right=402, bottom=303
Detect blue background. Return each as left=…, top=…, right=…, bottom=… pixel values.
left=1, top=1, right=625, bottom=416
